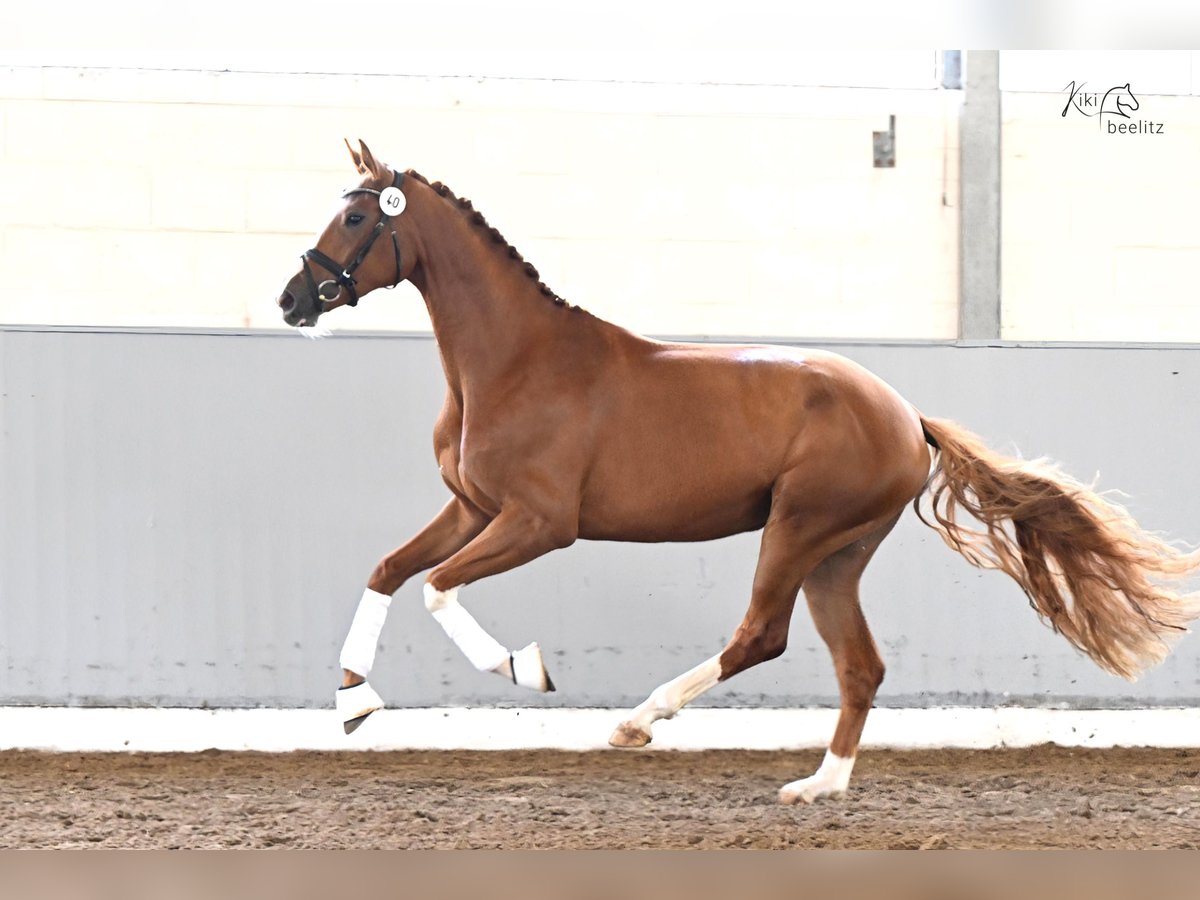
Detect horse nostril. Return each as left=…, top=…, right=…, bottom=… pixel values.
left=279, top=291, right=296, bottom=314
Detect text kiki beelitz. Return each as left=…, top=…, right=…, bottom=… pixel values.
left=1062, top=81, right=1165, bottom=135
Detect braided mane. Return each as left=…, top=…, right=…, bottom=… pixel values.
left=405, top=170, right=583, bottom=314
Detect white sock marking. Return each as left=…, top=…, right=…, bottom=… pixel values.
left=779, top=750, right=857, bottom=804
left=623, top=656, right=722, bottom=736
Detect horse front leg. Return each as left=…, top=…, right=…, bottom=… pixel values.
left=421, top=506, right=578, bottom=693
left=336, top=498, right=486, bottom=732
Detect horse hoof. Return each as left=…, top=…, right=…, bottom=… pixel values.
left=609, top=722, right=652, bottom=748
left=777, top=782, right=845, bottom=805
left=336, top=681, right=384, bottom=734
left=777, top=786, right=810, bottom=806
left=511, top=642, right=556, bottom=693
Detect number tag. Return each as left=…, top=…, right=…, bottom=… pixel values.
left=379, top=186, right=406, bottom=216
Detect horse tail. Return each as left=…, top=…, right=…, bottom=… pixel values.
left=914, top=415, right=1200, bottom=679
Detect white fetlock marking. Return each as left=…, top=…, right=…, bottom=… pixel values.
left=510, top=642, right=551, bottom=692
left=338, top=588, right=393, bottom=677
left=779, top=750, right=856, bottom=804
left=424, top=582, right=510, bottom=673
left=335, top=681, right=384, bottom=721
left=624, top=656, right=722, bottom=736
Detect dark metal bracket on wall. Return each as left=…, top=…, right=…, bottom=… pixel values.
left=873, top=114, right=895, bottom=168
left=872, top=52, right=960, bottom=169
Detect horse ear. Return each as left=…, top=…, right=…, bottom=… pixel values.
left=357, top=140, right=383, bottom=179
left=344, top=137, right=366, bottom=174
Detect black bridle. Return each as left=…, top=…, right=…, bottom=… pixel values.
left=302, top=170, right=405, bottom=310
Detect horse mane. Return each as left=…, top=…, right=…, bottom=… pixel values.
left=404, top=170, right=584, bottom=315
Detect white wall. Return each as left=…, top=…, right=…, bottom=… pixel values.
left=4, top=48, right=1197, bottom=342
left=0, top=62, right=959, bottom=338
left=1000, top=51, right=1200, bottom=341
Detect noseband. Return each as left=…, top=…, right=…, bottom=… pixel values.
left=301, top=170, right=405, bottom=310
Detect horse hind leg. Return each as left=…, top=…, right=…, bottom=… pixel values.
left=778, top=513, right=900, bottom=804
left=610, top=512, right=813, bottom=748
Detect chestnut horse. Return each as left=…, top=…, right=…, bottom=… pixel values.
left=276, top=140, right=1200, bottom=804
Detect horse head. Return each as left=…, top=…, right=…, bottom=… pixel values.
left=276, top=139, right=416, bottom=327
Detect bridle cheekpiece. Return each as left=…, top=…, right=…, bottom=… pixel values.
left=301, top=169, right=406, bottom=310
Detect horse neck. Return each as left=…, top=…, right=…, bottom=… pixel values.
left=408, top=195, right=580, bottom=396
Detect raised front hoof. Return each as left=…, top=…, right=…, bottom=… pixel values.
left=343, top=712, right=374, bottom=735
left=511, top=642, right=556, bottom=693
left=608, top=722, right=652, bottom=749
left=336, top=681, right=384, bottom=734
left=777, top=781, right=847, bottom=806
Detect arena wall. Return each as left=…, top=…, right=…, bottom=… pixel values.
left=3, top=327, right=1199, bottom=710
left=3, top=51, right=1200, bottom=717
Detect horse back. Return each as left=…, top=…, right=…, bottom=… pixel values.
left=575, top=339, right=928, bottom=542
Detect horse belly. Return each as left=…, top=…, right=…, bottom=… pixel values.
left=575, top=359, right=803, bottom=541
left=577, top=463, right=774, bottom=542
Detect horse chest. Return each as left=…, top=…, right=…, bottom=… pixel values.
left=435, top=431, right=503, bottom=516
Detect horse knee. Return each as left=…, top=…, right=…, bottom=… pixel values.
left=367, top=558, right=405, bottom=595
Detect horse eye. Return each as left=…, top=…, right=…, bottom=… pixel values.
left=346, top=213, right=365, bottom=226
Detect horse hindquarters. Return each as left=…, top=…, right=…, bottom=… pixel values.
left=610, top=374, right=928, bottom=801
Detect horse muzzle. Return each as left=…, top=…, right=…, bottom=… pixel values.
left=277, top=274, right=326, bottom=327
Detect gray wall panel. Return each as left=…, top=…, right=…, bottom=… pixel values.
left=3, top=329, right=1200, bottom=709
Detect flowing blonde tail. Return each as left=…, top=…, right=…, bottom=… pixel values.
left=915, top=416, right=1200, bottom=679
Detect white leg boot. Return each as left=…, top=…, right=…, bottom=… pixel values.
left=336, top=588, right=392, bottom=733
left=424, top=583, right=555, bottom=692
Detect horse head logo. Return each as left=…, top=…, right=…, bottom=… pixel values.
left=1101, top=83, right=1139, bottom=119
